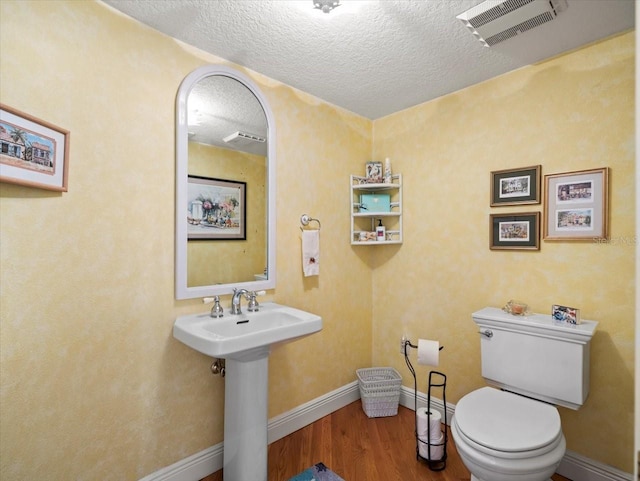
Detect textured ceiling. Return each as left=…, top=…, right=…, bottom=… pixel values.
left=102, top=0, right=634, bottom=120
left=188, top=75, right=268, bottom=154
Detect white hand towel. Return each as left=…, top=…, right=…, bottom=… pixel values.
left=302, top=230, right=320, bottom=277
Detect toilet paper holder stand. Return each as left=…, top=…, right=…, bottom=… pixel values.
left=403, top=340, right=448, bottom=471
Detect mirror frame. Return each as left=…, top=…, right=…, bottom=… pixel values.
left=175, top=65, right=276, bottom=299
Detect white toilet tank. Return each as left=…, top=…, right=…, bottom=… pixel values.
left=472, top=307, right=598, bottom=410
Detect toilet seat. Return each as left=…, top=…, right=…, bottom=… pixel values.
left=454, top=387, right=562, bottom=455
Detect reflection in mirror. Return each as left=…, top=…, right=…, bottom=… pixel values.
left=176, top=66, right=276, bottom=299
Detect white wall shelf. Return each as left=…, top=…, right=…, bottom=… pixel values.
left=350, top=174, right=403, bottom=245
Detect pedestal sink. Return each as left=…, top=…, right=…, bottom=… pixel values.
left=173, top=302, right=322, bottom=481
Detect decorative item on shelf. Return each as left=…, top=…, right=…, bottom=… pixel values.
left=358, top=231, right=377, bottom=242
left=360, top=193, right=390, bottom=212
left=376, top=219, right=385, bottom=241
left=552, top=304, right=581, bottom=325
left=384, top=157, right=392, bottom=184
left=365, top=161, right=383, bottom=183
left=502, top=299, right=531, bottom=316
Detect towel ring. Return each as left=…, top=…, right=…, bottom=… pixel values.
left=300, top=214, right=321, bottom=231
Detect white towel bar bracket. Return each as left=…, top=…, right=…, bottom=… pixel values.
left=300, top=214, right=321, bottom=231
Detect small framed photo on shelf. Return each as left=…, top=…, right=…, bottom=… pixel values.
left=490, top=212, right=540, bottom=251
left=490, top=165, right=541, bottom=206
left=551, top=304, right=581, bottom=325
left=365, top=161, right=383, bottom=183
left=0, top=103, right=70, bottom=192
left=543, top=167, right=609, bottom=241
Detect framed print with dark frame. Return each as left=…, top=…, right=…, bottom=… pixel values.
left=543, top=167, right=609, bottom=241
left=0, top=104, right=70, bottom=192
left=187, top=175, right=246, bottom=240
left=490, top=165, right=541, bottom=206
left=490, top=212, right=540, bottom=251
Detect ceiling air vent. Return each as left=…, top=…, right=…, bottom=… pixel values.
left=223, top=131, right=266, bottom=146
left=457, top=0, right=568, bottom=47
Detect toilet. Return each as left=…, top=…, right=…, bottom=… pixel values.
left=451, top=307, right=597, bottom=481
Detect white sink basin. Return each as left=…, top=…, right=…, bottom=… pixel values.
left=173, top=302, right=322, bottom=359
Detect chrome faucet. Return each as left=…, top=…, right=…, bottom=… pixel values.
left=231, top=288, right=250, bottom=315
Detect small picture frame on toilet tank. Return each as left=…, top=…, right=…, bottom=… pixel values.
left=552, top=304, right=581, bottom=325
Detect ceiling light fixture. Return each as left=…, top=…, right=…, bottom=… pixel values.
left=313, top=0, right=341, bottom=14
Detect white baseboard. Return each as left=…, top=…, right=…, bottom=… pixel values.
left=268, top=380, right=360, bottom=444
left=138, top=443, right=223, bottom=481
left=140, top=382, right=632, bottom=481
left=557, top=450, right=633, bottom=481
left=140, top=381, right=360, bottom=481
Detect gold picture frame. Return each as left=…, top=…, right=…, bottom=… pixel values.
left=490, top=165, right=541, bottom=206
left=543, top=167, right=609, bottom=241
left=0, top=104, right=70, bottom=192
left=490, top=212, right=540, bottom=251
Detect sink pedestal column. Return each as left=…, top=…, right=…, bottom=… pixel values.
left=223, top=347, right=270, bottom=481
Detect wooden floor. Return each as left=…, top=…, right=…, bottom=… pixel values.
left=202, top=400, right=571, bottom=481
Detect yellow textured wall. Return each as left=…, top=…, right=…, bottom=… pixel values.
left=0, top=1, right=372, bottom=479
left=372, top=33, right=635, bottom=472
left=0, top=0, right=635, bottom=478
left=187, top=143, right=266, bottom=286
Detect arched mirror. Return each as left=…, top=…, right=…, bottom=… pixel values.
left=176, top=65, right=276, bottom=299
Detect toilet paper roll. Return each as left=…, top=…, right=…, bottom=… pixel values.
left=418, top=432, right=444, bottom=460
left=416, top=408, right=442, bottom=442
left=417, top=339, right=440, bottom=366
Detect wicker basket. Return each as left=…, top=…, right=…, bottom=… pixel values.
left=356, top=367, right=402, bottom=418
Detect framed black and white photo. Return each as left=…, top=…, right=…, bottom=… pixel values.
left=490, top=165, right=541, bottom=206
left=543, top=167, right=609, bottom=241
left=490, top=212, right=540, bottom=251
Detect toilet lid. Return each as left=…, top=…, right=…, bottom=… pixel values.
left=455, top=387, right=561, bottom=452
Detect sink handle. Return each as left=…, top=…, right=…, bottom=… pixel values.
left=204, top=296, right=224, bottom=318
left=247, top=291, right=263, bottom=312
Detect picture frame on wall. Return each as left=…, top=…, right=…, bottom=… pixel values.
left=187, top=175, right=247, bottom=240
left=490, top=165, right=541, bottom=206
left=543, top=167, right=609, bottom=241
left=490, top=212, right=540, bottom=251
left=0, top=103, right=70, bottom=192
